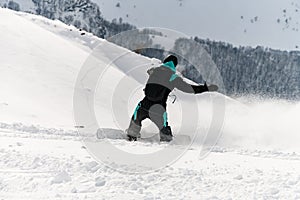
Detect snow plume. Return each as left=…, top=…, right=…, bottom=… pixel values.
left=136, top=92, right=300, bottom=152
left=214, top=97, right=300, bottom=151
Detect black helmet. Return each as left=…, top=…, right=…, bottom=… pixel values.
left=163, top=54, right=178, bottom=66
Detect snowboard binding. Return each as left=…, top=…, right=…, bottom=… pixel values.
left=125, top=128, right=141, bottom=142
left=127, top=135, right=138, bottom=141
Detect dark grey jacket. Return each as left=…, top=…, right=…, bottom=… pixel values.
left=144, top=65, right=208, bottom=103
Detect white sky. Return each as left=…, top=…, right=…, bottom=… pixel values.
left=94, top=0, right=300, bottom=51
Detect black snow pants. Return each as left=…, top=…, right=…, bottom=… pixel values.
left=127, top=96, right=171, bottom=138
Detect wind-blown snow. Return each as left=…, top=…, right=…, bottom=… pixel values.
left=0, top=8, right=300, bottom=199
left=221, top=98, right=300, bottom=151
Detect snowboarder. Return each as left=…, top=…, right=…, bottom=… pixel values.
left=126, top=55, right=218, bottom=142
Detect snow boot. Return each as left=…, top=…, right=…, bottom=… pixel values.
left=126, top=121, right=141, bottom=141
left=160, top=126, right=173, bottom=142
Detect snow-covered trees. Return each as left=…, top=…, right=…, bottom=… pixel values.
left=180, top=37, right=300, bottom=99
left=1, top=0, right=135, bottom=39
left=7, top=1, right=20, bottom=11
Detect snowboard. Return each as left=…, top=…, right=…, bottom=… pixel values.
left=96, top=128, right=191, bottom=146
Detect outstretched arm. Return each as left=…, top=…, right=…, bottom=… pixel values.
left=173, top=77, right=208, bottom=94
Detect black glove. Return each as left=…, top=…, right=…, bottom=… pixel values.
left=207, top=84, right=218, bottom=91
left=192, top=82, right=218, bottom=94
left=192, top=83, right=208, bottom=94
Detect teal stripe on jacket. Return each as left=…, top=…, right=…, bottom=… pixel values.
left=162, top=61, right=178, bottom=82
left=162, top=61, right=176, bottom=72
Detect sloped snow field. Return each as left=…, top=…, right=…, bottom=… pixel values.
left=1, top=8, right=300, bottom=199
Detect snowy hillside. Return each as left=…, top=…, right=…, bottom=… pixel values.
left=2, top=0, right=299, bottom=100
left=0, top=0, right=134, bottom=38
left=94, top=0, right=300, bottom=51
left=1, top=8, right=300, bottom=199
left=3, top=0, right=300, bottom=50
left=0, top=8, right=89, bottom=129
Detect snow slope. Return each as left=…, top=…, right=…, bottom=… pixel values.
left=1, top=8, right=300, bottom=199
left=0, top=8, right=88, bottom=129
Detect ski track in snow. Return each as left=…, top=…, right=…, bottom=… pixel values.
left=0, top=8, right=300, bottom=199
